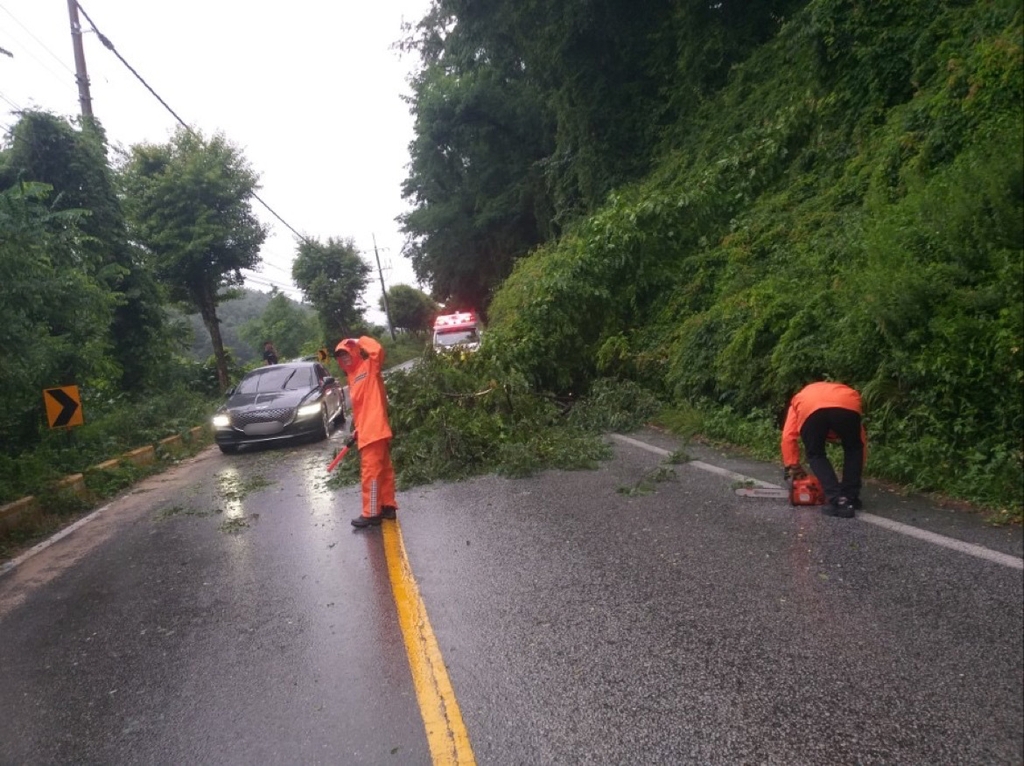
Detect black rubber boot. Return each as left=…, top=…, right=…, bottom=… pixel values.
left=351, top=515, right=382, bottom=528
left=822, top=497, right=855, bottom=518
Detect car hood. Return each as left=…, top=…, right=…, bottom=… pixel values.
left=224, top=389, right=314, bottom=412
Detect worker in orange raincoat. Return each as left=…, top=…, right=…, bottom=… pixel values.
left=334, top=336, right=397, bottom=528
left=781, top=381, right=867, bottom=518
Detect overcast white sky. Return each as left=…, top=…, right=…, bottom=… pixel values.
left=1, top=0, right=431, bottom=324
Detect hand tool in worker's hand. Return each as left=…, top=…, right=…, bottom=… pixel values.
left=327, top=433, right=357, bottom=473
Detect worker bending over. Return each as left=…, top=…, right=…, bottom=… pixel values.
left=782, top=381, right=867, bottom=518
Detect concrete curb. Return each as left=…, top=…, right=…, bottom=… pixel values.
left=0, top=496, right=38, bottom=533
left=0, top=425, right=209, bottom=536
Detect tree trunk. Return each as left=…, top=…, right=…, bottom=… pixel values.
left=197, top=289, right=229, bottom=392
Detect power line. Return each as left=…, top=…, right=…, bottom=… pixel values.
left=74, top=1, right=313, bottom=248
left=241, top=273, right=306, bottom=300
left=240, top=267, right=302, bottom=292
left=0, top=91, right=23, bottom=111
left=0, top=4, right=79, bottom=99
left=0, top=3, right=76, bottom=73
left=257, top=259, right=295, bottom=278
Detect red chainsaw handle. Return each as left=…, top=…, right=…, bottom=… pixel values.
left=327, top=444, right=350, bottom=473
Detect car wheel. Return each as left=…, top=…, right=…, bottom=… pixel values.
left=318, top=405, right=331, bottom=442
left=331, top=406, right=346, bottom=426
left=219, top=444, right=239, bottom=454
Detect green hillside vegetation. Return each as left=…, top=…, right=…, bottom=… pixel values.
left=482, top=1, right=1022, bottom=510
left=391, top=0, right=1021, bottom=515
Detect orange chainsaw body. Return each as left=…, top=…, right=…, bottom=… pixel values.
left=789, top=476, right=827, bottom=506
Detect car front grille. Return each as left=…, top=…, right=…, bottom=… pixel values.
left=231, top=408, right=294, bottom=427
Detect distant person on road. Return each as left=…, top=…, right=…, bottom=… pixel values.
left=262, top=341, right=279, bottom=366
left=781, top=381, right=867, bottom=518
left=334, top=336, right=397, bottom=528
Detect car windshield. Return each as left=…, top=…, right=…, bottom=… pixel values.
left=435, top=329, right=479, bottom=347
left=236, top=366, right=315, bottom=394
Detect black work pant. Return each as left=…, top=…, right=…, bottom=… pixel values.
left=800, top=407, right=863, bottom=504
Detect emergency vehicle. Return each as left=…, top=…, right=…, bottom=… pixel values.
left=432, top=310, right=483, bottom=353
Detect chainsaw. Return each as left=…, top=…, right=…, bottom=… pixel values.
left=735, top=475, right=826, bottom=506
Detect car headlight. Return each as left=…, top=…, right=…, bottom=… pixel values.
left=212, top=414, right=230, bottom=428
left=297, top=403, right=322, bottom=417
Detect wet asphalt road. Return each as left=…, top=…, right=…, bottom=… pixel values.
left=0, top=426, right=1021, bottom=765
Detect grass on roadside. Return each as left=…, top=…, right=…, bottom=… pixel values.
left=0, top=391, right=216, bottom=561
left=0, top=387, right=217, bottom=506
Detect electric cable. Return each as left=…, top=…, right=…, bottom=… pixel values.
left=74, top=1, right=314, bottom=249
left=242, top=271, right=298, bottom=289
left=0, top=91, right=23, bottom=111
left=0, top=3, right=76, bottom=73
left=0, top=4, right=80, bottom=99
left=239, top=272, right=305, bottom=299
left=258, top=260, right=295, bottom=277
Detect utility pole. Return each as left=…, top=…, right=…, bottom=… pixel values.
left=66, top=0, right=93, bottom=119
left=373, top=234, right=396, bottom=341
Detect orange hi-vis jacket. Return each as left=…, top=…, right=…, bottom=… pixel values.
left=336, top=336, right=392, bottom=449
left=781, top=381, right=866, bottom=466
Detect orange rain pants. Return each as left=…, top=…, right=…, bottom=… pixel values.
left=359, top=438, right=396, bottom=519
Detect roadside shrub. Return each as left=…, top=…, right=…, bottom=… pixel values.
left=567, top=378, right=662, bottom=433
left=0, top=386, right=216, bottom=504
left=327, top=352, right=652, bottom=490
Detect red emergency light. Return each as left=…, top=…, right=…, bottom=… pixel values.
left=434, top=311, right=477, bottom=329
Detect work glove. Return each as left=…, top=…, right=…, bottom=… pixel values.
left=784, top=464, right=807, bottom=482
left=347, top=430, right=358, bottom=447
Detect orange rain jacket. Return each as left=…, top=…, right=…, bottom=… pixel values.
left=781, top=381, right=867, bottom=467
left=335, top=336, right=393, bottom=449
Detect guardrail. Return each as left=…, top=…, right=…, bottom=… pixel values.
left=0, top=425, right=210, bottom=533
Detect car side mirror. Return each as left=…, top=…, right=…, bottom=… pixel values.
left=225, top=387, right=235, bottom=397
left=323, top=376, right=336, bottom=386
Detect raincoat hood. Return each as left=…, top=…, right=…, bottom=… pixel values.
left=334, top=338, right=361, bottom=374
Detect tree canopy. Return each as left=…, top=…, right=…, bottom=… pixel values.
left=0, top=111, right=167, bottom=391
left=381, top=284, right=438, bottom=335
left=291, top=236, right=372, bottom=344
left=399, top=0, right=803, bottom=309
left=119, top=128, right=267, bottom=391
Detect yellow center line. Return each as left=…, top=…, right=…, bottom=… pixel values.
left=383, top=520, right=476, bottom=765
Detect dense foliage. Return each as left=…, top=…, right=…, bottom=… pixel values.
left=400, top=0, right=803, bottom=307
left=327, top=350, right=661, bottom=490
left=408, top=0, right=1023, bottom=512
left=0, top=113, right=167, bottom=395
left=0, top=181, right=116, bottom=446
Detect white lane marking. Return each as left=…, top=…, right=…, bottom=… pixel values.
left=0, top=503, right=112, bottom=577
left=611, top=433, right=1024, bottom=571
left=857, top=513, right=1023, bottom=570
left=611, top=434, right=779, bottom=488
